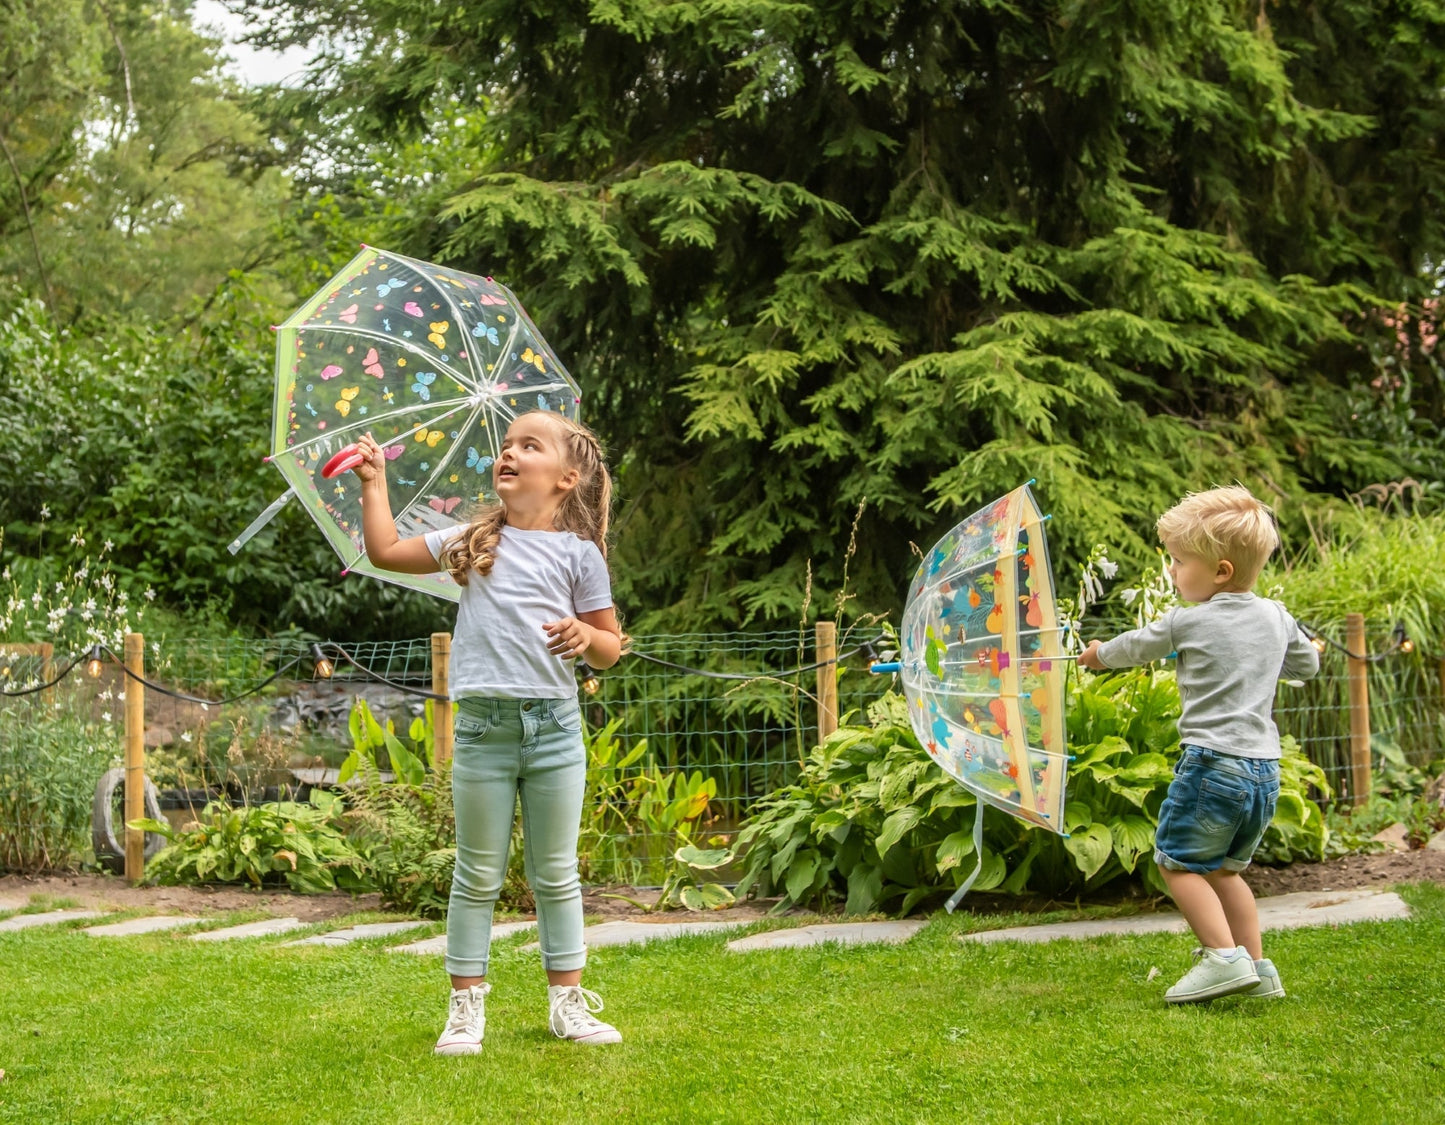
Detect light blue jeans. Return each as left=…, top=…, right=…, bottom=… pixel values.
left=445, top=695, right=587, bottom=977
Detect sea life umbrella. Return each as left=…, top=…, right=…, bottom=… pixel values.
left=229, top=246, right=581, bottom=599
left=873, top=483, right=1068, bottom=909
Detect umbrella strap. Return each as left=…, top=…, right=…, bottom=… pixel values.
left=944, top=799, right=986, bottom=914
left=228, top=487, right=295, bottom=555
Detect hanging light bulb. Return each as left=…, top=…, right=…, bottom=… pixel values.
left=1400, top=637, right=1415, bottom=654
left=310, top=643, right=334, bottom=679
left=85, top=644, right=104, bottom=679
left=578, top=662, right=601, bottom=696
left=1311, top=636, right=1327, bottom=654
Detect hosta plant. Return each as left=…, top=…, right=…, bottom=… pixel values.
left=734, top=670, right=1329, bottom=915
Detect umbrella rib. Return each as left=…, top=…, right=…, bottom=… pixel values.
left=278, top=397, right=477, bottom=458
left=296, top=324, right=479, bottom=391
left=418, top=271, right=488, bottom=387
left=340, top=406, right=481, bottom=573
left=389, top=402, right=485, bottom=518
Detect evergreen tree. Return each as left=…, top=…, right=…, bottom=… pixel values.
left=249, top=0, right=1445, bottom=628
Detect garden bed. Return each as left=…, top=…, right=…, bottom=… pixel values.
left=7, top=847, right=1443, bottom=925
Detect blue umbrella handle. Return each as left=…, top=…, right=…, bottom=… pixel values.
left=870, top=662, right=901, bottom=675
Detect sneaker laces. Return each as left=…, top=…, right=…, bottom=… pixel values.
left=551, top=986, right=608, bottom=1031
left=446, top=985, right=487, bottom=1033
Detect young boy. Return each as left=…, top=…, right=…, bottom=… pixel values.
left=1079, top=485, right=1319, bottom=1003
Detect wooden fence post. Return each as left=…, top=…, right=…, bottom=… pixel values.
left=1345, top=613, right=1371, bottom=808
left=815, top=621, right=838, bottom=745
left=124, top=632, right=146, bottom=882
left=431, top=632, right=453, bottom=766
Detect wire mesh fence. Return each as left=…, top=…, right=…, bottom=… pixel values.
left=2, top=621, right=1441, bottom=879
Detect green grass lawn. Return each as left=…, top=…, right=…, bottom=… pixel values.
left=3, top=886, right=1444, bottom=1124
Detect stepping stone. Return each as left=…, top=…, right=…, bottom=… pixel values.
left=0, top=910, right=109, bottom=933
left=960, top=889, right=1412, bottom=946
left=389, top=921, right=536, bottom=955
left=727, top=919, right=927, bottom=952
left=84, top=916, right=205, bottom=937
left=519, top=919, right=751, bottom=953
left=284, top=921, right=427, bottom=947
left=192, top=918, right=307, bottom=942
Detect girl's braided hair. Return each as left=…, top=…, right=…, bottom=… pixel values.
left=440, top=411, right=612, bottom=583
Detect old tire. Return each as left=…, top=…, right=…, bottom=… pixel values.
left=92, top=768, right=166, bottom=874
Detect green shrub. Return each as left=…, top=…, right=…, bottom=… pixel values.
left=0, top=699, right=116, bottom=872
left=734, top=673, right=1331, bottom=915
left=133, top=791, right=373, bottom=893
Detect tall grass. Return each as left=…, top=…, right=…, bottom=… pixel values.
left=0, top=686, right=117, bottom=871
left=1271, top=501, right=1445, bottom=775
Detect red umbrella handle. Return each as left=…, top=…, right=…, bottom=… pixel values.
left=321, top=445, right=366, bottom=479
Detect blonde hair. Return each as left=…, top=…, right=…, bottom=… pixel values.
left=1156, top=485, right=1279, bottom=589
left=441, top=411, right=612, bottom=583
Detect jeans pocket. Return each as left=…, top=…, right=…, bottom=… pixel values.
left=552, top=701, right=582, bottom=734
left=454, top=713, right=492, bottom=742
left=1196, top=776, right=1247, bottom=835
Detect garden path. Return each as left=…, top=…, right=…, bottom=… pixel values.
left=0, top=887, right=1416, bottom=950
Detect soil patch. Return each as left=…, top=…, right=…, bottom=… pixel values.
left=0, top=873, right=383, bottom=923
left=0, top=873, right=783, bottom=926
left=8, top=849, right=1439, bottom=926
left=1242, top=847, right=1445, bottom=897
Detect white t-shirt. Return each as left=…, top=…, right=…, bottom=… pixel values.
left=424, top=524, right=613, bottom=699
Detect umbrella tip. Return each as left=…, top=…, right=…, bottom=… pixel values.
left=340, top=568, right=350, bottom=576
left=268, top=325, right=278, bottom=332
left=359, top=242, right=368, bottom=248
left=1026, top=477, right=1037, bottom=486
left=262, top=455, right=272, bottom=463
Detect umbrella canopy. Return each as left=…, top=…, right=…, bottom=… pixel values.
left=876, top=484, right=1068, bottom=907
left=897, top=483, right=1068, bottom=830
left=233, top=246, right=581, bottom=600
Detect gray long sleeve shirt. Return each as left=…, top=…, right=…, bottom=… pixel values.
left=1096, top=592, right=1319, bottom=759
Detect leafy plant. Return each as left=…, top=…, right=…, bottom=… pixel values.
left=0, top=696, right=115, bottom=872
left=132, top=791, right=372, bottom=893
left=340, top=698, right=428, bottom=786
left=734, top=675, right=1332, bottom=916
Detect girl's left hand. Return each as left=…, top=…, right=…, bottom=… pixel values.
left=544, top=617, right=593, bottom=660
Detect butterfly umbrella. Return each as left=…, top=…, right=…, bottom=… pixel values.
left=229, top=246, right=581, bottom=600
left=872, top=483, right=1068, bottom=910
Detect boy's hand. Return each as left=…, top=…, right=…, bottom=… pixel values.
left=544, top=617, right=593, bottom=660
left=352, top=433, right=387, bottom=484
left=1077, top=640, right=1108, bottom=671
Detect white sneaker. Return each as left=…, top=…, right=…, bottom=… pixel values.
left=1247, top=958, right=1286, bottom=999
left=435, top=983, right=490, bottom=1055
left=1164, top=946, right=1260, bottom=1004
left=548, top=985, right=622, bottom=1044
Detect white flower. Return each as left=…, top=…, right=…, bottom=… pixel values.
left=30, top=592, right=42, bottom=607
left=75, top=567, right=88, bottom=581
left=69, top=531, right=85, bottom=547
left=118, top=690, right=126, bottom=701
left=181, top=731, right=193, bottom=743
left=143, top=588, right=155, bottom=601
left=200, top=703, right=209, bottom=712
left=102, top=539, right=114, bottom=553
left=102, top=711, right=112, bottom=722
left=40, top=504, right=51, bottom=519
left=99, top=574, right=114, bottom=592
left=54, top=581, right=64, bottom=593
left=1098, top=557, right=1119, bottom=579
left=1, top=566, right=8, bottom=580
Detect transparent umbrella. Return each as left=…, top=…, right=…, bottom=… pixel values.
left=230, top=246, right=581, bottom=600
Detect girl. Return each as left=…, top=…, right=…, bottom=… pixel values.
left=351, top=410, right=623, bottom=1054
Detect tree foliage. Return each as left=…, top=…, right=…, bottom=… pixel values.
left=238, top=0, right=1445, bottom=632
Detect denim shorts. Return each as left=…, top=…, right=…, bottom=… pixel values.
left=1154, top=745, right=1280, bottom=874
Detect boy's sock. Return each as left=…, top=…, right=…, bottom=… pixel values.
left=1208, top=946, right=1245, bottom=959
